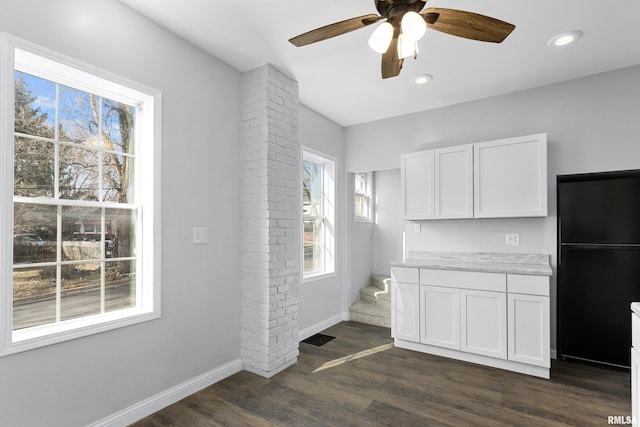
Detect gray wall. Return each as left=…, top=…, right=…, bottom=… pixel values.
left=0, top=1, right=243, bottom=425
left=298, top=104, right=348, bottom=332
left=345, top=65, right=640, bottom=351
left=372, top=169, right=403, bottom=276
left=348, top=172, right=374, bottom=303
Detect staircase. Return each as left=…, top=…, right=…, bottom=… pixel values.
left=349, top=274, right=391, bottom=328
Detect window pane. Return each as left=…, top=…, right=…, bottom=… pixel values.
left=14, top=136, right=55, bottom=198
left=61, top=206, right=102, bottom=261
left=14, top=71, right=56, bottom=138
left=59, top=145, right=99, bottom=200
left=13, top=266, right=57, bottom=330
left=102, top=99, right=135, bottom=155
left=103, top=153, right=134, bottom=203
left=355, top=194, right=370, bottom=219
left=105, top=208, right=135, bottom=258
left=303, top=160, right=323, bottom=216
left=58, top=85, right=97, bottom=144
left=13, top=203, right=57, bottom=264
left=355, top=173, right=366, bottom=194
left=105, top=260, right=136, bottom=312
left=61, top=262, right=101, bottom=321
left=303, top=218, right=325, bottom=275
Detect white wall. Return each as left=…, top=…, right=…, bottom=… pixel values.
left=298, top=104, right=347, bottom=333
left=345, top=65, right=640, bottom=351
left=0, top=1, right=242, bottom=425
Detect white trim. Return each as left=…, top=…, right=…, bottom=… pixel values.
left=88, top=359, right=243, bottom=427
left=299, top=312, right=348, bottom=341
left=395, top=339, right=550, bottom=379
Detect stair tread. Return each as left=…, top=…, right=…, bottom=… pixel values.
left=371, top=274, right=391, bottom=291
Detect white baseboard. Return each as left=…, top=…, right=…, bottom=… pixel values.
left=299, top=311, right=348, bottom=341
left=551, top=349, right=558, bottom=359
left=89, top=358, right=242, bottom=427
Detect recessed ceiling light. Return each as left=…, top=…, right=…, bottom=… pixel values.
left=548, top=30, right=583, bottom=47
left=411, top=74, right=433, bottom=85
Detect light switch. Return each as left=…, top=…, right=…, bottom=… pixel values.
left=193, top=227, right=208, bottom=244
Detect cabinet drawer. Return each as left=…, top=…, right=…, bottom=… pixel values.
left=391, top=267, right=419, bottom=284
left=420, top=269, right=505, bottom=292
left=507, top=275, right=549, bottom=296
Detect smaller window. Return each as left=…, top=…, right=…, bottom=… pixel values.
left=354, top=172, right=373, bottom=223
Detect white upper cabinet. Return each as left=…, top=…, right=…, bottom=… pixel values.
left=401, top=150, right=434, bottom=220
left=474, top=134, right=547, bottom=218
left=435, top=144, right=473, bottom=219
left=401, top=133, right=547, bottom=220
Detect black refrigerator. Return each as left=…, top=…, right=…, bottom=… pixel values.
left=558, top=169, right=640, bottom=368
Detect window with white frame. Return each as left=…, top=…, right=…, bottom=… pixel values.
left=302, top=149, right=335, bottom=278
left=354, top=171, right=373, bottom=222
left=0, top=35, right=161, bottom=356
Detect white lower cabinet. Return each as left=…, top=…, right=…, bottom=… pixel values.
left=391, top=266, right=551, bottom=378
left=633, top=347, right=640, bottom=425
left=392, top=282, right=420, bottom=342
left=460, top=289, right=507, bottom=359
left=508, top=293, right=550, bottom=367
left=420, top=286, right=460, bottom=350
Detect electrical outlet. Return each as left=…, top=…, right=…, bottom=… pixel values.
left=505, top=233, right=520, bottom=246
left=414, top=223, right=421, bottom=233
left=193, top=227, right=208, bottom=244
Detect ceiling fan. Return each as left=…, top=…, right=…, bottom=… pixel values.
left=289, top=0, right=515, bottom=79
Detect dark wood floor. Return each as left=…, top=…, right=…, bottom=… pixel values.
left=131, top=321, right=631, bottom=426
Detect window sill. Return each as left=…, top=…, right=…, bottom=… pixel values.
left=302, top=271, right=337, bottom=285
left=1, top=308, right=160, bottom=357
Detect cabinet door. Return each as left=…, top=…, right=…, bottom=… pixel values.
left=401, top=150, right=434, bottom=220
left=508, top=293, right=550, bottom=367
left=435, top=145, right=473, bottom=219
left=392, top=282, right=420, bottom=342
left=460, top=289, right=507, bottom=359
left=474, top=133, right=547, bottom=218
left=633, top=347, right=640, bottom=424
left=420, top=285, right=460, bottom=349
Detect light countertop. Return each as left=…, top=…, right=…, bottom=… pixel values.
left=391, top=251, right=553, bottom=276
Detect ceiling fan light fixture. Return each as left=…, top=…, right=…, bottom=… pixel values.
left=548, top=30, right=583, bottom=47
left=401, top=11, right=427, bottom=42
left=368, top=22, right=394, bottom=53
left=398, top=33, right=419, bottom=59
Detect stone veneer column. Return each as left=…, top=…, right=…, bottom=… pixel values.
left=240, top=64, right=300, bottom=378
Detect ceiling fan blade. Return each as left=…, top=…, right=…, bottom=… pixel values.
left=423, top=8, right=515, bottom=43
left=381, top=22, right=403, bottom=79
left=289, top=14, right=382, bottom=47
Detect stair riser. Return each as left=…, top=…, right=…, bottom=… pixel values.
left=349, top=312, right=391, bottom=328
left=360, top=292, right=391, bottom=306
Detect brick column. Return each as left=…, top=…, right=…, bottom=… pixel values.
left=240, top=64, right=300, bottom=378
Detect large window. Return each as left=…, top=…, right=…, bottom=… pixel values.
left=302, top=149, right=335, bottom=279
left=0, top=35, right=161, bottom=355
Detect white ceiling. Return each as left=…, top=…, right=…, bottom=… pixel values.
left=118, top=0, right=640, bottom=127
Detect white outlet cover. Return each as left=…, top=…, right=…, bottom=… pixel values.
left=193, top=227, right=208, bottom=244
left=414, top=223, right=421, bottom=233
